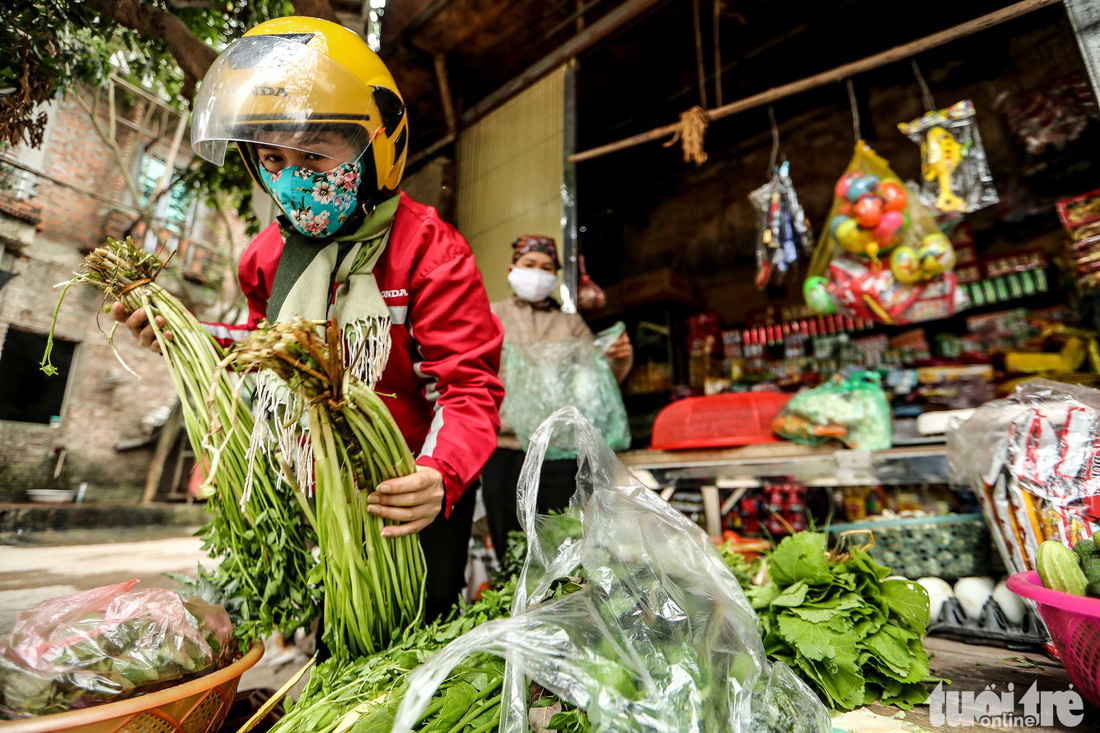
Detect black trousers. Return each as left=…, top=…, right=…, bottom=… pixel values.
left=316, top=482, right=477, bottom=658
left=481, top=447, right=577, bottom=563
left=420, top=482, right=478, bottom=622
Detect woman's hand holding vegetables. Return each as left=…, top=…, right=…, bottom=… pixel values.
left=368, top=466, right=445, bottom=537
left=110, top=302, right=173, bottom=354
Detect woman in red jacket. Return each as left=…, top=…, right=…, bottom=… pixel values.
left=112, top=17, right=504, bottom=621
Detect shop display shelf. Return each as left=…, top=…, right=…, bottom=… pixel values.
left=620, top=442, right=949, bottom=488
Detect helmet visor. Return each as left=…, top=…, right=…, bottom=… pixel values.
left=191, top=35, right=382, bottom=165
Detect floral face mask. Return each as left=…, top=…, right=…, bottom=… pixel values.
left=259, top=161, right=361, bottom=238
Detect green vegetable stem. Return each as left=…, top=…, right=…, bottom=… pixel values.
left=220, top=319, right=426, bottom=660
left=41, top=238, right=318, bottom=647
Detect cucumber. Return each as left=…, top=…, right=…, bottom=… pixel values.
left=1037, top=540, right=1088, bottom=596
left=1088, top=580, right=1100, bottom=599
left=1082, top=555, right=1100, bottom=584
left=1074, top=538, right=1097, bottom=559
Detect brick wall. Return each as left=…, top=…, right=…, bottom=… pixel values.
left=34, top=89, right=145, bottom=253
left=0, top=84, right=247, bottom=503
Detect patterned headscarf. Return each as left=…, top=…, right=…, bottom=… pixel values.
left=511, top=235, right=560, bottom=270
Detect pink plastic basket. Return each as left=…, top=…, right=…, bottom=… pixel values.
left=1007, top=571, right=1100, bottom=708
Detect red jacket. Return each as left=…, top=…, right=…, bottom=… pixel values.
left=206, top=193, right=504, bottom=515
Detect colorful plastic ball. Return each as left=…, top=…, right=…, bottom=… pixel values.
left=878, top=180, right=908, bottom=212
left=873, top=210, right=906, bottom=246
left=918, top=233, right=956, bottom=277
left=853, top=196, right=885, bottom=229
left=838, top=201, right=853, bottom=217
left=835, top=217, right=868, bottom=254
left=846, top=175, right=880, bottom=203
left=890, top=246, right=924, bottom=284
left=834, top=172, right=862, bottom=200
left=803, top=276, right=836, bottom=315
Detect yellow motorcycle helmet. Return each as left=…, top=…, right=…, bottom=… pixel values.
left=191, top=16, right=408, bottom=195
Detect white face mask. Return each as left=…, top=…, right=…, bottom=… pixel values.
left=508, top=267, right=559, bottom=302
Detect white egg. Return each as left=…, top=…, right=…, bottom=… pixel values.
left=993, top=579, right=1027, bottom=626
left=954, top=576, right=995, bottom=621
left=917, top=577, right=954, bottom=622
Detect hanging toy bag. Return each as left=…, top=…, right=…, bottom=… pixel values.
left=803, top=141, right=967, bottom=325
left=752, top=161, right=814, bottom=289
left=898, top=100, right=998, bottom=215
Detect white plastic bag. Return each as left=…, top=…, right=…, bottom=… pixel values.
left=949, top=378, right=1100, bottom=573
left=391, top=408, right=830, bottom=733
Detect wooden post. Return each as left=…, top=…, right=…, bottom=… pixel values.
left=142, top=402, right=182, bottom=505
left=434, top=54, right=457, bottom=135
left=701, top=485, right=722, bottom=538
left=568, top=0, right=1062, bottom=163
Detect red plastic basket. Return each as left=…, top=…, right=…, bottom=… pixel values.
left=1008, top=571, right=1100, bottom=709
left=650, top=392, right=791, bottom=450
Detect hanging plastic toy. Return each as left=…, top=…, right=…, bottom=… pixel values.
left=803, top=142, right=967, bottom=325
left=898, top=100, right=998, bottom=214
left=752, top=160, right=813, bottom=289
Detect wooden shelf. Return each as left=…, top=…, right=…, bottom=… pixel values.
left=620, top=442, right=949, bottom=487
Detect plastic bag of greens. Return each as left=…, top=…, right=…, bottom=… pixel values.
left=772, top=371, right=892, bottom=450
left=391, top=407, right=831, bottom=733
left=501, top=324, right=630, bottom=459
left=0, top=580, right=233, bottom=718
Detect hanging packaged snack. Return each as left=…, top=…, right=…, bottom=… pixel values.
left=950, top=379, right=1100, bottom=574
left=803, top=141, right=967, bottom=325
left=898, top=100, right=999, bottom=214
left=752, top=161, right=813, bottom=289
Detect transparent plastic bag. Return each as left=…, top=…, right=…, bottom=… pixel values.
left=0, top=580, right=233, bottom=718
left=898, top=100, right=998, bottom=215
left=772, top=371, right=892, bottom=451
left=391, top=408, right=831, bottom=733
left=502, top=334, right=631, bottom=460
left=949, top=378, right=1100, bottom=574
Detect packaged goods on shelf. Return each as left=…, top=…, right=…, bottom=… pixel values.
left=950, top=379, right=1100, bottom=576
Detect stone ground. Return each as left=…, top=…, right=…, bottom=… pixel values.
left=0, top=526, right=311, bottom=693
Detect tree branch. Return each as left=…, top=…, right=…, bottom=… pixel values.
left=85, top=0, right=218, bottom=81
left=289, top=0, right=340, bottom=24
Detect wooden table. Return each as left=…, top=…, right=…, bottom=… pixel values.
left=619, top=443, right=950, bottom=536
left=870, top=636, right=1083, bottom=732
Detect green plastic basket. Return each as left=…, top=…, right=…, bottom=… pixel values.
left=829, top=513, right=989, bottom=580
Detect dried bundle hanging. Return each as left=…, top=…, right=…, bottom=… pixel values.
left=664, top=105, right=709, bottom=165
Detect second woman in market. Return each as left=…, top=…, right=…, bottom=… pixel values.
left=111, top=16, right=504, bottom=622
left=482, top=234, right=633, bottom=562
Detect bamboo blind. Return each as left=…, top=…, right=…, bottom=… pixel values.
left=456, top=66, right=565, bottom=302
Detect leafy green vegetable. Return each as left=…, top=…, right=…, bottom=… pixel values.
left=719, top=532, right=934, bottom=712
left=0, top=593, right=230, bottom=718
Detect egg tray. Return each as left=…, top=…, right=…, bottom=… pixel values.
left=928, top=596, right=1049, bottom=650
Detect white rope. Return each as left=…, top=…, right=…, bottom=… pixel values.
left=767, top=104, right=780, bottom=175
left=911, top=59, right=936, bottom=111
left=846, top=79, right=862, bottom=142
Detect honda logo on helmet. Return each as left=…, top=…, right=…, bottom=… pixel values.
left=252, top=85, right=288, bottom=97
